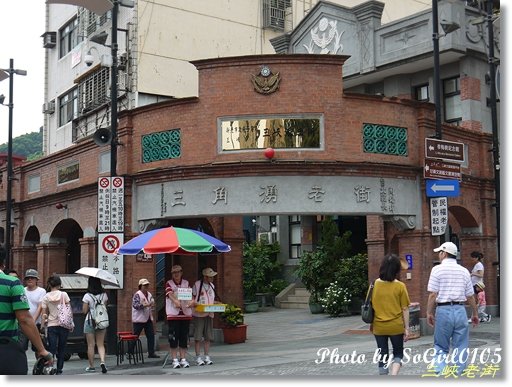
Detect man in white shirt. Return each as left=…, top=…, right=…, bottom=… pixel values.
left=427, top=242, right=479, bottom=376
left=20, top=269, right=47, bottom=352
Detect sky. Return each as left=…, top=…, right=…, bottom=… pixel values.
left=0, top=0, right=46, bottom=145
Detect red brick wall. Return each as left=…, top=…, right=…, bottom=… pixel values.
left=3, top=55, right=498, bottom=326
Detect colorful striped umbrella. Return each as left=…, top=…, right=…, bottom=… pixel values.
left=116, top=226, right=231, bottom=255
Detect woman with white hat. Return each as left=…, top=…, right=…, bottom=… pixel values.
left=165, top=265, right=193, bottom=368
left=189, top=267, right=218, bottom=366
left=132, top=278, right=160, bottom=359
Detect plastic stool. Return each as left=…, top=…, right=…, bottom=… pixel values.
left=117, top=332, right=144, bottom=365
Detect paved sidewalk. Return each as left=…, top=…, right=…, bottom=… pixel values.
left=21, top=307, right=502, bottom=379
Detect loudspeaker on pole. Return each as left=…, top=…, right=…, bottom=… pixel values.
left=93, top=128, right=113, bottom=147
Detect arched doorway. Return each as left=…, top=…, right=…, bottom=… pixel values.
left=50, top=219, right=84, bottom=274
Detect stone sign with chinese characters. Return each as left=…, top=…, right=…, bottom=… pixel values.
left=135, top=176, right=421, bottom=228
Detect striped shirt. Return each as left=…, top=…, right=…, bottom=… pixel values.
left=0, top=272, right=29, bottom=341
left=427, top=258, right=474, bottom=303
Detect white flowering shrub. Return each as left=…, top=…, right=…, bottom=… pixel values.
left=320, top=281, right=352, bottom=317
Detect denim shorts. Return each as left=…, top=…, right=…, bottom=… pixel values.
left=83, top=318, right=100, bottom=334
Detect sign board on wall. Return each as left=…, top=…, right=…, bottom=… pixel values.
left=424, top=159, right=462, bottom=181
left=425, top=138, right=465, bottom=162
left=98, top=177, right=125, bottom=288
left=430, top=197, right=448, bottom=236
left=98, top=233, right=124, bottom=289
left=98, top=177, right=125, bottom=233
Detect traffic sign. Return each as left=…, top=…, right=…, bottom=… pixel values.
left=98, top=233, right=124, bottom=289
left=426, top=179, right=460, bottom=197
left=425, top=138, right=465, bottom=162
left=430, top=197, right=448, bottom=236
left=424, top=159, right=461, bottom=180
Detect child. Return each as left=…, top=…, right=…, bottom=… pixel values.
left=475, top=282, right=491, bottom=323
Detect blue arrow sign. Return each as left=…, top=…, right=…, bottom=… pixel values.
left=426, top=179, right=460, bottom=197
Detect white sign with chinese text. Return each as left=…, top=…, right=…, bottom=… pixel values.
left=430, top=197, right=448, bottom=236
left=98, top=233, right=124, bottom=289
left=98, top=177, right=125, bottom=233
left=177, top=288, right=193, bottom=300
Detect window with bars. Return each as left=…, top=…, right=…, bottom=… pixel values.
left=59, top=87, right=79, bottom=126
left=59, top=17, right=82, bottom=58
left=78, top=67, right=110, bottom=114
left=443, top=76, right=461, bottom=125
left=262, top=0, right=291, bottom=30
left=78, top=8, right=111, bottom=38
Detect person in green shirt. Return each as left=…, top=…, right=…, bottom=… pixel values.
left=0, top=255, right=52, bottom=374
left=371, top=254, right=410, bottom=375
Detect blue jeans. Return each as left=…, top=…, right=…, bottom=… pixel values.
left=374, top=334, right=404, bottom=374
left=432, top=305, right=469, bottom=375
left=47, top=326, right=70, bottom=373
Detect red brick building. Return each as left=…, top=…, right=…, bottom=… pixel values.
left=2, top=54, right=497, bottom=335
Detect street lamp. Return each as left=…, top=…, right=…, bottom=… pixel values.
left=0, top=59, right=27, bottom=269
left=432, top=0, right=460, bottom=140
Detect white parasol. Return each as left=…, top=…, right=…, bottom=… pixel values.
left=75, top=267, right=120, bottom=287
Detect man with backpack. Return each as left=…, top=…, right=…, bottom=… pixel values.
left=82, top=277, right=109, bottom=373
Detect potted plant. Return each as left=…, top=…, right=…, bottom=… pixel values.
left=335, top=253, right=368, bottom=314
left=220, top=304, right=247, bottom=344
left=242, top=240, right=281, bottom=312
left=294, top=217, right=353, bottom=314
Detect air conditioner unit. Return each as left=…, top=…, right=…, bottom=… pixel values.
left=257, top=232, right=277, bottom=244
left=42, top=32, right=57, bottom=49
left=42, top=101, right=55, bottom=114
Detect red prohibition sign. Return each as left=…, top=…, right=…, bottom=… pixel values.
left=113, top=177, right=123, bottom=188
left=103, top=235, right=120, bottom=253
left=99, top=178, right=110, bottom=188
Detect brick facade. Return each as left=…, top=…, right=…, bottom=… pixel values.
left=2, top=55, right=497, bottom=330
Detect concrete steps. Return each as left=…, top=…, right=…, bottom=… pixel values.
left=278, top=287, right=310, bottom=309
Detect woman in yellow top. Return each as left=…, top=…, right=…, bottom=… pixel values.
left=371, top=254, right=410, bottom=375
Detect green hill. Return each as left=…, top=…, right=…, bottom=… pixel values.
left=0, top=129, right=43, bottom=161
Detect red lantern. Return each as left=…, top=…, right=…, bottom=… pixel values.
left=264, top=147, right=275, bottom=159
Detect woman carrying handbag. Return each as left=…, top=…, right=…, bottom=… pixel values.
left=370, top=254, right=410, bottom=376
left=40, top=274, right=73, bottom=375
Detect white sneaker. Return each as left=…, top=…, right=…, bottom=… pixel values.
left=204, top=355, right=213, bottom=365
left=172, top=358, right=180, bottom=369
left=467, top=318, right=472, bottom=323
left=180, top=358, right=190, bottom=368
left=196, top=356, right=205, bottom=366
left=486, top=315, right=491, bottom=323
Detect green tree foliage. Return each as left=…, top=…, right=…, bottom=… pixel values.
left=0, top=130, right=43, bottom=161
left=335, top=253, right=369, bottom=300
left=242, top=241, right=281, bottom=301
left=295, top=217, right=353, bottom=303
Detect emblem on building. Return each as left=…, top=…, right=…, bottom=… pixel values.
left=303, top=17, right=344, bottom=54
left=251, top=65, right=280, bottom=95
